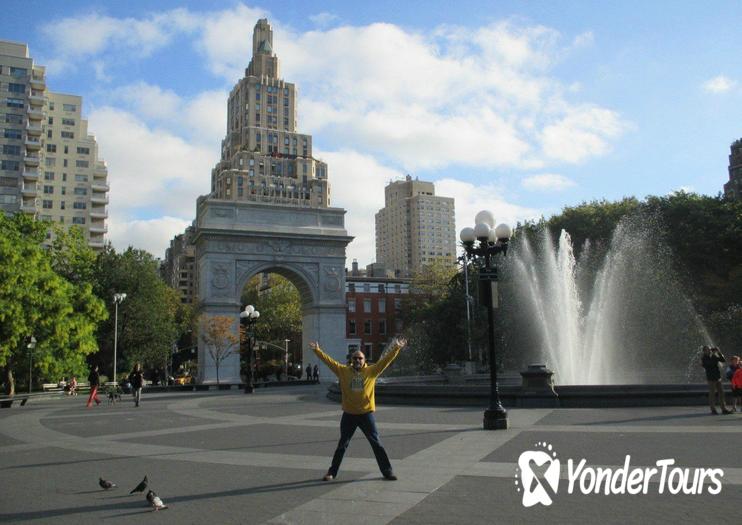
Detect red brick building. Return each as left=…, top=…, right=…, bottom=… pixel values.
left=345, top=275, right=411, bottom=362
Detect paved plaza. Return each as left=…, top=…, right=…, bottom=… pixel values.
left=0, top=385, right=739, bottom=524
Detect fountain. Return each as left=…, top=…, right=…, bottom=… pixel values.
left=507, top=215, right=713, bottom=384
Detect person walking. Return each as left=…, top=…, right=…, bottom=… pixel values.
left=726, top=355, right=742, bottom=412
left=701, top=346, right=731, bottom=415
left=311, top=338, right=406, bottom=481
left=129, top=363, right=144, bottom=407
left=86, top=365, right=101, bottom=408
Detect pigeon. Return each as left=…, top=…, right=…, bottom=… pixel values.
left=129, top=475, right=148, bottom=494
left=99, top=477, right=117, bottom=490
left=146, top=489, right=168, bottom=511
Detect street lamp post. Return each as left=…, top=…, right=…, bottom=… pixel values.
left=284, top=339, right=291, bottom=379
left=112, top=293, right=127, bottom=385
left=460, top=210, right=512, bottom=430
left=239, top=305, right=260, bottom=393
left=27, top=336, right=36, bottom=394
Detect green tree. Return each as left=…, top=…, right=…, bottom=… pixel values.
left=95, top=246, right=185, bottom=379
left=241, top=274, right=302, bottom=364
left=0, top=215, right=105, bottom=395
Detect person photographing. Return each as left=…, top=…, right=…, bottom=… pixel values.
left=310, top=337, right=406, bottom=481
left=701, top=345, right=731, bottom=415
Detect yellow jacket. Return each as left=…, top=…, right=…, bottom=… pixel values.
left=313, top=344, right=401, bottom=414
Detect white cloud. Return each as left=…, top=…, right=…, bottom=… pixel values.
left=309, top=12, right=340, bottom=28
left=702, top=75, right=736, bottom=93
left=40, top=9, right=200, bottom=71
left=108, top=215, right=192, bottom=257
left=434, top=178, right=542, bottom=248
left=521, top=173, right=576, bottom=191
left=315, top=149, right=403, bottom=265
left=541, top=106, right=626, bottom=163
left=88, top=106, right=214, bottom=220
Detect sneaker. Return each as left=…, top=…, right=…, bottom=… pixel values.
left=383, top=473, right=398, bottom=481
left=722, top=408, right=732, bottom=415
left=322, top=474, right=334, bottom=481
left=711, top=408, right=719, bottom=415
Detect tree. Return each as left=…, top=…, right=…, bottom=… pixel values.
left=199, top=314, right=239, bottom=384
left=95, top=246, right=186, bottom=379
left=0, top=215, right=105, bottom=395
left=241, top=274, right=302, bottom=364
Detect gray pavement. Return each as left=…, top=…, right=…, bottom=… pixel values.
left=0, top=385, right=738, bottom=524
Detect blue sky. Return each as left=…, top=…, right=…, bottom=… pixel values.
left=3, top=1, right=740, bottom=263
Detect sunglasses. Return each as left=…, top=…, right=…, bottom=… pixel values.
left=352, top=356, right=364, bottom=361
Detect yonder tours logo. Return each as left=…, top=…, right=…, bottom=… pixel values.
left=515, top=442, right=724, bottom=507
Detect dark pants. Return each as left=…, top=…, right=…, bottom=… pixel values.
left=329, top=411, right=392, bottom=477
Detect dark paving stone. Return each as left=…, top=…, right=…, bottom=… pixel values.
left=314, top=406, right=486, bottom=427
left=392, top=475, right=736, bottom=524
left=0, top=446, right=362, bottom=524
left=118, top=423, right=461, bottom=460
left=482, top=430, right=741, bottom=468
left=536, top=407, right=741, bottom=427
left=42, top=408, right=214, bottom=438
left=204, top=398, right=338, bottom=418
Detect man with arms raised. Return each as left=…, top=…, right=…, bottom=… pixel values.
left=310, top=338, right=406, bottom=481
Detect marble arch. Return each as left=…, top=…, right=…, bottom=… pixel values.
left=193, top=197, right=352, bottom=383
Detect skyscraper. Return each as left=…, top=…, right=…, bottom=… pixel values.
left=375, top=175, right=456, bottom=277
left=724, top=138, right=741, bottom=201
left=210, top=19, right=329, bottom=208
left=0, top=40, right=109, bottom=248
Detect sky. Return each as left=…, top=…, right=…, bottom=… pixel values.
left=3, top=1, right=740, bottom=264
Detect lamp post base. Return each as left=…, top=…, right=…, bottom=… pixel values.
left=483, top=408, right=508, bottom=430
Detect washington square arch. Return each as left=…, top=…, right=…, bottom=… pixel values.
left=184, top=19, right=353, bottom=383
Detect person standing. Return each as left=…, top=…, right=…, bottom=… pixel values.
left=701, top=346, right=731, bottom=415
left=305, top=365, right=312, bottom=381
left=311, top=338, right=406, bottom=481
left=312, top=364, right=319, bottom=382
left=726, top=355, right=742, bottom=412
left=129, top=363, right=144, bottom=407
left=86, top=365, right=101, bottom=408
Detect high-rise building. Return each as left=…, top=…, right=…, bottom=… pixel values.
left=0, top=40, right=109, bottom=248
left=724, top=138, right=742, bottom=201
left=375, top=175, right=456, bottom=276
left=43, top=92, right=109, bottom=248
left=0, top=40, right=46, bottom=217
left=162, top=225, right=196, bottom=304
left=210, top=19, right=330, bottom=208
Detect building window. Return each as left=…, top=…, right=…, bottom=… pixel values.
left=61, top=131, right=74, bottom=139
left=348, top=320, right=356, bottom=335
left=10, top=67, right=27, bottom=78
left=378, top=298, right=386, bottom=313
left=378, top=284, right=385, bottom=293
left=347, top=299, right=356, bottom=312
left=75, top=160, right=89, bottom=168
left=364, top=343, right=373, bottom=360
left=62, top=103, right=77, bottom=112
left=363, top=299, right=372, bottom=313
left=42, top=200, right=53, bottom=209
left=7, top=83, right=25, bottom=93
left=394, top=298, right=402, bottom=312
left=72, top=217, right=85, bottom=224
left=348, top=283, right=355, bottom=293
left=75, top=174, right=88, bottom=182
left=46, top=144, right=56, bottom=153
left=5, top=113, right=22, bottom=124
left=76, top=147, right=90, bottom=155
left=44, top=171, right=54, bottom=180
left=4, top=128, right=21, bottom=139
left=73, top=201, right=86, bottom=209
left=5, top=98, right=24, bottom=108
left=378, top=320, right=386, bottom=335
left=363, top=283, right=370, bottom=293
left=62, top=118, right=75, bottom=126
left=48, top=117, right=53, bottom=125
left=364, top=320, right=372, bottom=335
left=60, top=201, right=65, bottom=209
left=43, top=185, right=54, bottom=194
left=1, top=160, right=20, bottom=171
left=73, top=187, right=87, bottom=195
left=2, top=144, right=20, bottom=155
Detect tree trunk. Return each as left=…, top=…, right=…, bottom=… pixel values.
left=3, top=364, right=14, bottom=397
left=215, top=361, right=220, bottom=385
